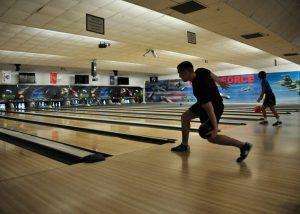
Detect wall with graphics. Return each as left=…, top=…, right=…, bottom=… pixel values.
left=146, top=71, right=300, bottom=104
left=0, top=64, right=148, bottom=87
left=0, top=85, right=143, bottom=106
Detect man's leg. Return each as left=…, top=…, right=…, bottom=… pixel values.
left=260, top=105, right=268, bottom=124
left=199, top=121, right=244, bottom=148
left=208, top=135, right=252, bottom=162
left=207, top=135, right=244, bottom=148
left=181, top=109, right=197, bottom=146
left=270, top=106, right=279, bottom=118
left=198, top=121, right=252, bottom=162
left=270, top=106, right=282, bottom=126
left=171, top=109, right=197, bottom=152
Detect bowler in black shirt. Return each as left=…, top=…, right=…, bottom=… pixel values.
left=171, top=61, right=252, bottom=162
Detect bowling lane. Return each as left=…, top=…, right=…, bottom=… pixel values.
left=0, top=140, right=65, bottom=181
left=54, top=108, right=261, bottom=121
left=78, top=106, right=292, bottom=115
left=80, top=107, right=283, bottom=117
left=100, top=103, right=300, bottom=111
left=0, top=119, right=157, bottom=156
left=3, top=113, right=183, bottom=140
left=29, top=110, right=242, bottom=130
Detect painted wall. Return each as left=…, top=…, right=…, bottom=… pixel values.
left=149, top=64, right=300, bottom=104
left=159, top=63, right=300, bottom=80
left=0, top=64, right=148, bottom=87
left=0, top=85, right=143, bottom=105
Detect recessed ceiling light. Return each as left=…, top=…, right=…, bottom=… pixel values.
left=241, top=32, right=264, bottom=39
left=171, top=1, right=206, bottom=14
left=283, top=53, right=299, bottom=57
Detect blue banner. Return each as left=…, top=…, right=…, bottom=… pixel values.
left=145, top=71, right=300, bottom=104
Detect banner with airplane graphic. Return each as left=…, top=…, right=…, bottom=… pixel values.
left=145, top=71, right=300, bottom=104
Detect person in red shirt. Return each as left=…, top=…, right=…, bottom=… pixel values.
left=171, top=61, right=252, bottom=162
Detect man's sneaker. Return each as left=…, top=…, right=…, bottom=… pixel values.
left=259, top=120, right=268, bottom=125
left=236, top=143, right=252, bottom=163
left=272, top=121, right=282, bottom=126
left=171, top=144, right=190, bottom=152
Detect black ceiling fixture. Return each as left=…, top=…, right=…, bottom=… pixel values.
left=241, top=32, right=264, bottom=39
left=15, top=64, right=21, bottom=71
left=283, top=53, right=299, bottom=57
left=171, top=1, right=206, bottom=14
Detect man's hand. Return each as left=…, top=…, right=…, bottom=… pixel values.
left=209, top=71, right=230, bottom=89
left=208, top=128, right=218, bottom=141
left=219, top=81, right=230, bottom=89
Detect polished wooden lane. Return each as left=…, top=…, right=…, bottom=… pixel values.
left=37, top=109, right=246, bottom=125
left=3, top=113, right=183, bottom=140
left=108, top=108, right=281, bottom=116
left=49, top=108, right=286, bottom=117
left=103, top=108, right=290, bottom=116
left=101, top=105, right=298, bottom=113
left=0, top=140, right=65, bottom=181
left=0, top=113, right=299, bottom=213
left=0, top=119, right=157, bottom=156
left=26, top=111, right=240, bottom=130
left=50, top=108, right=261, bottom=121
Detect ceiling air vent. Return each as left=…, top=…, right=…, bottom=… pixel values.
left=241, top=32, right=264, bottom=39
left=171, top=1, right=206, bottom=14
left=283, top=53, right=299, bottom=57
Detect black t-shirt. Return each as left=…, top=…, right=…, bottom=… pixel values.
left=192, top=68, right=223, bottom=105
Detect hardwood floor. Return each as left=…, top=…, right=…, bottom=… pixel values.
left=0, top=110, right=299, bottom=214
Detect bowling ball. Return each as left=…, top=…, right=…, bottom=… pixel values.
left=254, top=106, right=262, bottom=113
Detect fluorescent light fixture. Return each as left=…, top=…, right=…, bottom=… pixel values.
left=0, top=50, right=68, bottom=59
left=276, top=57, right=292, bottom=64
left=166, top=67, right=177, bottom=72
left=1, top=22, right=119, bottom=46
left=158, top=50, right=201, bottom=59
left=37, top=29, right=118, bottom=45
left=213, top=62, right=245, bottom=70
left=102, top=60, right=144, bottom=66
left=225, top=40, right=264, bottom=53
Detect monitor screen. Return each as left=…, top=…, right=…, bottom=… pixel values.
left=117, top=77, right=129, bottom=85
left=150, top=76, right=158, bottom=83
left=19, top=73, right=36, bottom=84
left=75, top=75, right=89, bottom=84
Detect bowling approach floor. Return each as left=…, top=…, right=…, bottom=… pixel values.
left=1, top=104, right=300, bottom=213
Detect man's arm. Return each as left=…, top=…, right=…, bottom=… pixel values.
left=210, top=72, right=230, bottom=89
left=257, top=82, right=265, bottom=102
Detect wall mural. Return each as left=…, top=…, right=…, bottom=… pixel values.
left=145, top=71, right=300, bottom=104
left=0, top=85, right=143, bottom=106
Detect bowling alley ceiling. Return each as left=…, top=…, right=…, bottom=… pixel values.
left=0, top=0, right=299, bottom=74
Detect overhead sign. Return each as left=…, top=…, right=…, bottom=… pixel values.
left=219, top=74, right=254, bottom=84
left=86, top=14, right=105, bottom=35
left=187, top=31, right=196, bottom=44
left=2, top=71, right=12, bottom=84
left=50, top=72, right=57, bottom=84
left=110, top=76, right=115, bottom=85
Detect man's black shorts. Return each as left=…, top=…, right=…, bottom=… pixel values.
left=263, top=93, right=276, bottom=108
left=189, top=102, right=224, bottom=138
left=189, top=102, right=224, bottom=123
